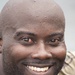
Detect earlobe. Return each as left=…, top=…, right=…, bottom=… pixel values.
left=0, top=39, right=2, bottom=53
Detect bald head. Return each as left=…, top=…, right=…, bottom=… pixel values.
left=0, top=1, right=66, bottom=75
left=0, top=0, right=65, bottom=32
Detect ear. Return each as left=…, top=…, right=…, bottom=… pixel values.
left=0, top=38, right=2, bottom=53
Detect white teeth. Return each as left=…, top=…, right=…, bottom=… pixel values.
left=27, top=66, right=49, bottom=72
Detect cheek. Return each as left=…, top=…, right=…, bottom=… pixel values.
left=10, top=44, right=33, bottom=62
left=51, top=46, right=66, bottom=60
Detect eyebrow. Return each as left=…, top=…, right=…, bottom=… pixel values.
left=14, top=31, right=64, bottom=38
left=48, top=33, right=64, bottom=38
left=14, top=31, right=37, bottom=37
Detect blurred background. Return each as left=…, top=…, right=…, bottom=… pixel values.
left=0, top=0, right=75, bottom=51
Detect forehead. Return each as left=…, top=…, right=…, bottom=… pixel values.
left=8, top=6, right=64, bottom=31
left=10, top=22, right=64, bottom=40
left=10, top=0, right=64, bottom=24
left=1, top=0, right=65, bottom=34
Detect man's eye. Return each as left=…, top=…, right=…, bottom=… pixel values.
left=50, top=38, right=59, bottom=42
left=19, top=37, right=35, bottom=45
left=22, top=37, right=32, bottom=42
left=47, top=38, right=61, bottom=46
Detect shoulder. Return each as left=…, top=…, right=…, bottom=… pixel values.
left=58, top=51, right=75, bottom=75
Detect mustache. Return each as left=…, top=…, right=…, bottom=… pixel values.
left=19, top=58, right=61, bottom=66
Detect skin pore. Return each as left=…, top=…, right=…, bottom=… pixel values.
left=0, top=0, right=66, bottom=75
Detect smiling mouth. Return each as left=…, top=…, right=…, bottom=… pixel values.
left=27, top=66, right=49, bottom=72
left=21, top=60, right=55, bottom=73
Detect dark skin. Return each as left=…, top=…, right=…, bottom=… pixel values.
left=0, top=53, right=4, bottom=75
left=0, top=13, right=4, bottom=75
left=0, top=0, right=66, bottom=75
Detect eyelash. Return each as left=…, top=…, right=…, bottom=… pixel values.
left=46, top=37, right=62, bottom=46
left=18, top=36, right=62, bottom=46
left=19, top=37, right=36, bottom=45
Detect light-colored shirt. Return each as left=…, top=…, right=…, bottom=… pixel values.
left=58, top=51, right=75, bottom=75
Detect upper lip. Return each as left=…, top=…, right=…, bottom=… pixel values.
left=22, top=62, right=55, bottom=68
left=19, top=59, right=56, bottom=68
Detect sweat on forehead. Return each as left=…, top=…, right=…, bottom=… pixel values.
left=1, top=0, right=65, bottom=31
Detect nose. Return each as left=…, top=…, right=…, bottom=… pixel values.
left=31, top=42, right=52, bottom=60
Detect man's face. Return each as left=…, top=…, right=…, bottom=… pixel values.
left=2, top=16, right=66, bottom=75
left=2, top=0, right=66, bottom=75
